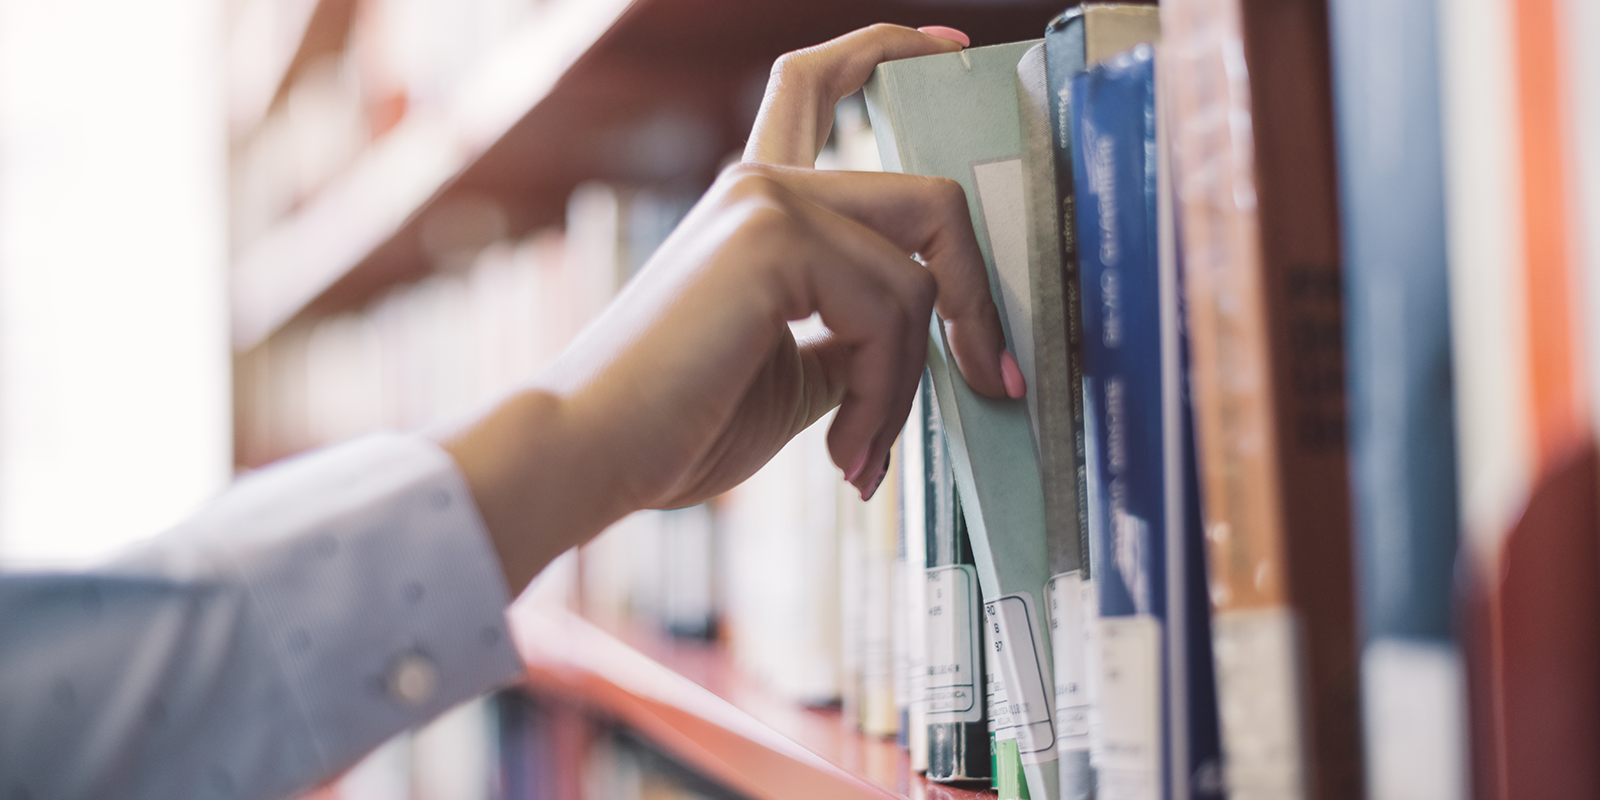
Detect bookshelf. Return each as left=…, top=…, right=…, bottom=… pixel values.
left=229, top=0, right=1067, bottom=351
left=509, top=602, right=992, bottom=800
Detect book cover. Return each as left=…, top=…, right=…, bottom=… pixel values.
left=1017, top=41, right=1095, bottom=800
left=900, top=385, right=931, bottom=771
left=866, top=40, right=1060, bottom=800
left=1439, top=0, right=1600, bottom=795
left=1069, top=46, right=1222, bottom=800
left=1325, top=0, right=1467, bottom=795
left=1161, top=0, right=1363, bottom=795
left=922, top=374, right=992, bottom=784
left=1036, top=9, right=1161, bottom=798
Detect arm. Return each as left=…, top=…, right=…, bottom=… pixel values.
left=441, top=23, right=1017, bottom=594
left=0, top=23, right=1011, bottom=800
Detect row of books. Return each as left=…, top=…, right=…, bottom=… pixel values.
left=854, top=0, right=1600, bottom=798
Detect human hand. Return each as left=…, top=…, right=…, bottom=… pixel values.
left=440, top=24, right=1018, bottom=592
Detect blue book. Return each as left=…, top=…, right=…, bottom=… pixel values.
left=1328, top=0, right=1465, bottom=793
left=1070, top=46, right=1223, bottom=800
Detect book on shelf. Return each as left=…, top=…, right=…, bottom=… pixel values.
left=920, top=373, right=994, bottom=785
left=1324, top=0, right=1468, bottom=794
left=866, top=38, right=1060, bottom=800
left=1438, top=0, right=1600, bottom=795
left=1028, top=7, right=1162, bottom=798
left=1067, top=44, right=1223, bottom=800
left=1161, top=0, right=1363, bottom=796
left=899, top=385, right=932, bottom=773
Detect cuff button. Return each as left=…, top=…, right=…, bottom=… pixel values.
left=387, top=652, right=439, bottom=707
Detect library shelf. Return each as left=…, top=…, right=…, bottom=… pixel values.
left=230, top=0, right=1065, bottom=351
left=508, top=600, right=994, bottom=800
left=228, top=0, right=356, bottom=135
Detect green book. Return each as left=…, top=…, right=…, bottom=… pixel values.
left=866, top=40, right=1059, bottom=800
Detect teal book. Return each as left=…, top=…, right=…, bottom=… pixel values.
left=866, top=40, right=1059, bottom=800
left=922, top=372, right=993, bottom=784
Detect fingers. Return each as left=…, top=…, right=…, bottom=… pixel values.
left=744, top=24, right=965, bottom=167
left=723, top=172, right=937, bottom=497
left=750, top=165, right=1012, bottom=400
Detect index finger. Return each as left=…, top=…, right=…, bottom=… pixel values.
left=744, top=24, right=967, bottom=168
left=746, top=164, right=1011, bottom=399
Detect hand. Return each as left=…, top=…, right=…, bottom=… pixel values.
left=438, top=24, right=1015, bottom=593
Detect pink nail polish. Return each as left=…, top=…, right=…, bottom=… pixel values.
left=917, top=26, right=971, bottom=47
left=845, top=447, right=872, bottom=484
left=1000, top=350, right=1027, bottom=399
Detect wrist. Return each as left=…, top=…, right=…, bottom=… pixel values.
left=433, top=388, right=633, bottom=594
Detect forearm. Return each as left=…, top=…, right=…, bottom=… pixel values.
left=433, top=388, right=638, bottom=594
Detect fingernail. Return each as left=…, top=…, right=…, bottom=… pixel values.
left=845, top=446, right=872, bottom=484
left=861, top=451, right=892, bottom=502
left=1000, top=350, right=1026, bottom=399
left=917, top=26, right=970, bottom=47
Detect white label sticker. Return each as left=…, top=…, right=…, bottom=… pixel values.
left=924, top=564, right=983, bottom=723
left=986, top=620, right=1016, bottom=740
left=1096, top=615, right=1162, bottom=800
left=985, top=592, right=1058, bottom=764
left=1083, top=580, right=1105, bottom=766
left=1048, top=571, right=1091, bottom=750
left=1213, top=608, right=1308, bottom=799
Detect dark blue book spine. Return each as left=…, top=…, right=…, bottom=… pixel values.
left=1329, top=0, right=1458, bottom=647
left=1070, top=46, right=1167, bottom=799
left=1170, top=157, right=1226, bottom=800
left=1328, top=0, right=1465, bottom=794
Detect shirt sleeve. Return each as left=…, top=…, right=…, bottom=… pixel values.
left=0, top=433, right=526, bottom=800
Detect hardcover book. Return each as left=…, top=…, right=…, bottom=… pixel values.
left=866, top=40, right=1060, bottom=800
left=1068, top=47, right=1221, bottom=800
left=1325, top=0, right=1466, bottom=794
left=1033, top=8, right=1160, bottom=798
left=1161, top=0, right=1364, bottom=794
left=922, top=375, right=992, bottom=784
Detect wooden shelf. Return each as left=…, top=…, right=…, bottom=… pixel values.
left=229, top=0, right=1065, bottom=350
left=509, top=601, right=994, bottom=800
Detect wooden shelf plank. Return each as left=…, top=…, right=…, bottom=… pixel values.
left=509, top=602, right=994, bottom=800
left=229, top=0, right=1066, bottom=351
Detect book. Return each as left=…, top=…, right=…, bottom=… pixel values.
left=1161, top=0, right=1364, bottom=795
left=1325, top=0, right=1467, bottom=794
left=866, top=40, right=1060, bottom=800
left=1032, top=9, right=1162, bottom=799
left=900, top=385, right=931, bottom=771
left=921, top=373, right=993, bottom=784
left=1439, top=0, right=1600, bottom=795
left=1069, top=46, right=1223, bottom=800
left=1017, top=41, right=1093, bottom=800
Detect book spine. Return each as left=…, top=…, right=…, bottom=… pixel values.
left=861, top=446, right=900, bottom=737
left=1162, top=0, right=1362, bottom=796
left=1325, top=0, right=1467, bottom=795
left=866, top=44, right=1060, bottom=800
left=1157, top=61, right=1225, bottom=800
left=923, top=376, right=992, bottom=783
left=902, top=386, right=931, bottom=771
left=1018, top=35, right=1096, bottom=800
left=1070, top=48, right=1167, bottom=800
